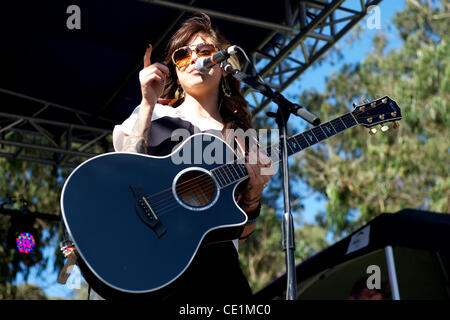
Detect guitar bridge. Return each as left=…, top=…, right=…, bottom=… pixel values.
left=139, top=196, right=159, bottom=221
left=130, top=185, right=167, bottom=239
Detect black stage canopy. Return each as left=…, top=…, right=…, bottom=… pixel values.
left=0, top=0, right=381, bottom=167
left=254, top=209, right=450, bottom=300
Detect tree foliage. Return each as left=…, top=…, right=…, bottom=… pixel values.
left=0, top=157, right=67, bottom=298
left=0, top=283, right=48, bottom=300
left=238, top=206, right=329, bottom=292
left=0, top=132, right=105, bottom=298
left=239, top=0, right=449, bottom=291
left=290, top=0, right=449, bottom=237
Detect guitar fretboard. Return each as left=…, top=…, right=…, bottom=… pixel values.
left=211, top=112, right=358, bottom=188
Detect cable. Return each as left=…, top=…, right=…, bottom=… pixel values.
left=235, top=46, right=265, bottom=83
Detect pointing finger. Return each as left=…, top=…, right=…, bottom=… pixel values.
left=143, top=44, right=152, bottom=68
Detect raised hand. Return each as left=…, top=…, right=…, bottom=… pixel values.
left=139, top=44, right=170, bottom=107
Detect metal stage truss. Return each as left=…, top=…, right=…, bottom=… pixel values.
left=0, top=0, right=382, bottom=168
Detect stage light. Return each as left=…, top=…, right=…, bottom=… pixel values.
left=3, top=199, right=38, bottom=254
left=16, top=232, right=36, bottom=254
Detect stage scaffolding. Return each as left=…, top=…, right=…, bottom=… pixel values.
left=0, top=0, right=382, bottom=168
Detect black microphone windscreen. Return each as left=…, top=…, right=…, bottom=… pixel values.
left=195, top=57, right=210, bottom=74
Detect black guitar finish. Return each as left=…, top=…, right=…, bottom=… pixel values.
left=61, top=133, right=247, bottom=298
left=61, top=96, right=401, bottom=298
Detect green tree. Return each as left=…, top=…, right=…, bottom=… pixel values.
left=0, top=283, right=48, bottom=300
left=0, top=133, right=104, bottom=297
left=15, top=283, right=48, bottom=300
left=0, top=157, right=64, bottom=298
left=291, top=0, right=449, bottom=237
left=239, top=0, right=449, bottom=292
left=239, top=206, right=329, bottom=292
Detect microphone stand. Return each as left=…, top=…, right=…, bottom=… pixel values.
left=225, top=64, right=320, bottom=300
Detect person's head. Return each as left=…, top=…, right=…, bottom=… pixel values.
left=348, top=277, right=388, bottom=300
left=162, top=12, right=252, bottom=133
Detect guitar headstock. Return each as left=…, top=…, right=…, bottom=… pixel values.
left=352, top=96, right=402, bottom=130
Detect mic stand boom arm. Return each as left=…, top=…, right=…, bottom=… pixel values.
left=228, top=67, right=320, bottom=126
left=226, top=65, right=320, bottom=300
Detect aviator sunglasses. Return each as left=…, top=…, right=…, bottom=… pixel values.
left=171, top=43, right=217, bottom=68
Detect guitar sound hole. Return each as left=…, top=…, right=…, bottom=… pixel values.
left=175, top=170, right=217, bottom=209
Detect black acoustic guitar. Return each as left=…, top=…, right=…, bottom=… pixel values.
left=61, top=96, right=401, bottom=298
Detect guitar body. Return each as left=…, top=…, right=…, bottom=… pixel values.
left=60, top=96, right=402, bottom=299
left=61, top=133, right=247, bottom=299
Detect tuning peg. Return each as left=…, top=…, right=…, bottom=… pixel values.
left=380, top=125, right=389, bottom=132
left=369, top=127, right=377, bottom=135
left=392, top=121, right=400, bottom=129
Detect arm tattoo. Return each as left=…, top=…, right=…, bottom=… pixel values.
left=123, top=126, right=151, bottom=154
left=122, top=103, right=154, bottom=154
left=123, top=135, right=147, bottom=153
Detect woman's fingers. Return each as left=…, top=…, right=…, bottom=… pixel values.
left=244, top=144, right=274, bottom=192
left=139, top=53, right=171, bottom=105
left=140, top=63, right=170, bottom=79
left=148, top=73, right=163, bottom=85
left=142, top=43, right=170, bottom=78
left=143, top=44, right=152, bottom=68
left=245, top=162, right=257, bottom=181
left=145, top=62, right=170, bottom=78
left=245, top=163, right=266, bottom=186
left=247, top=146, right=272, bottom=172
left=155, top=62, right=170, bottom=77
left=141, top=68, right=165, bottom=85
left=259, top=150, right=271, bottom=166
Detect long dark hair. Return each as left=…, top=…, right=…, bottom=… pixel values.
left=161, top=13, right=253, bottom=140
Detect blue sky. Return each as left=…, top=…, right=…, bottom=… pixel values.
left=13, top=0, right=407, bottom=299
left=281, top=0, right=406, bottom=228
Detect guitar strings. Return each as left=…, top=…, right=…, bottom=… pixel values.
left=146, top=157, right=247, bottom=201
left=144, top=110, right=386, bottom=213
left=146, top=109, right=381, bottom=204
left=147, top=119, right=368, bottom=211
left=147, top=164, right=246, bottom=209
left=149, top=154, right=283, bottom=215
left=146, top=135, right=285, bottom=206
left=146, top=155, right=260, bottom=212
left=143, top=150, right=253, bottom=207
left=147, top=120, right=353, bottom=210
left=144, top=145, right=273, bottom=209
left=151, top=159, right=272, bottom=214
left=148, top=149, right=278, bottom=213
left=146, top=179, right=221, bottom=217
left=149, top=183, right=242, bottom=218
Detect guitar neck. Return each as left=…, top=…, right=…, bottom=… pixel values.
left=211, top=111, right=358, bottom=189
left=282, top=111, right=358, bottom=157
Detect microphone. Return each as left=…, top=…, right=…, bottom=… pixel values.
left=195, top=45, right=238, bottom=74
